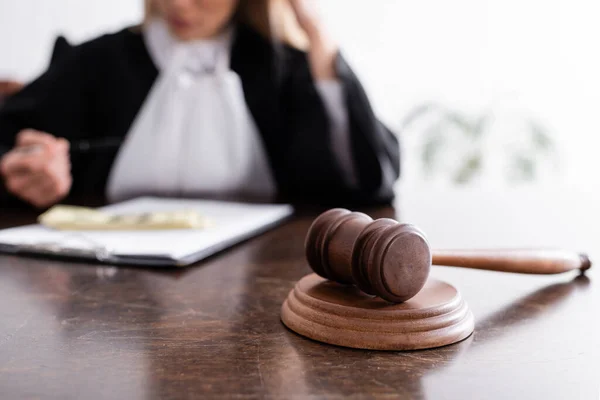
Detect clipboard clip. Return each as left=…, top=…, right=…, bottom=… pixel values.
left=17, top=234, right=112, bottom=262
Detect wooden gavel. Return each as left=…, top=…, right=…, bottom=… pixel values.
left=305, top=209, right=592, bottom=303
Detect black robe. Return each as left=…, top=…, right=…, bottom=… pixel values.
left=0, top=23, right=400, bottom=207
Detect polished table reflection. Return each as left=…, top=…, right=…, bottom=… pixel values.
left=0, top=189, right=597, bottom=400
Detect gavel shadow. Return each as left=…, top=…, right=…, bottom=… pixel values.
left=472, top=273, right=590, bottom=345
left=271, top=273, right=589, bottom=397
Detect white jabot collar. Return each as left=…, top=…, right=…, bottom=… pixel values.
left=143, top=18, right=234, bottom=73
left=107, top=18, right=276, bottom=202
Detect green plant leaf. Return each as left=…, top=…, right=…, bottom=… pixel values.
left=421, top=126, right=445, bottom=175
left=473, top=114, right=491, bottom=138
left=453, top=152, right=482, bottom=184
left=401, top=103, right=440, bottom=131
left=510, top=154, right=536, bottom=182
left=446, top=112, right=475, bottom=137
left=529, top=120, right=553, bottom=152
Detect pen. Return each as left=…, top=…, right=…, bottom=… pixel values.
left=14, top=137, right=122, bottom=155
left=70, top=137, right=122, bottom=153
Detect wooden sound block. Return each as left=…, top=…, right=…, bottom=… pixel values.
left=281, top=274, right=474, bottom=351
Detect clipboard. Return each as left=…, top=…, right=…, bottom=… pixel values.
left=0, top=197, right=294, bottom=266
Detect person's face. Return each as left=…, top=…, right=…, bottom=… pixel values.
left=154, top=0, right=239, bottom=40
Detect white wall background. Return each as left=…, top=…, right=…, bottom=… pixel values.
left=1, top=0, right=598, bottom=188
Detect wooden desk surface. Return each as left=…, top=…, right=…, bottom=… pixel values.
left=0, top=189, right=597, bottom=400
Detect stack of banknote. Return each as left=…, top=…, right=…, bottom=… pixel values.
left=38, top=205, right=212, bottom=230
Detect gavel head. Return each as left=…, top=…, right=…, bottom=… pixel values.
left=305, top=209, right=432, bottom=303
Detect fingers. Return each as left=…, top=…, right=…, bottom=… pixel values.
left=5, top=173, right=43, bottom=196
left=14, top=180, right=65, bottom=209
left=56, top=137, right=70, bottom=153
left=5, top=167, right=72, bottom=209
left=288, top=0, right=321, bottom=32
left=1, top=129, right=72, bottom=208
left=26, top=175, right=72, bottom=209
left=16, top=129, right=57, bottom=148
left=1, top=148, right=52, bottom=176
left=1, top=131, right=70, bottom=176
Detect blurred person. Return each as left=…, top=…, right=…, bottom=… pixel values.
left=0, top=0, right=399, bottom=209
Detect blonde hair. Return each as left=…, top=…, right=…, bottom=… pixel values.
left=144, top=0, right=308, bottom=49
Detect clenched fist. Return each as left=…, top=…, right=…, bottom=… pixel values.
left=1, top=129, right=72, bottom=208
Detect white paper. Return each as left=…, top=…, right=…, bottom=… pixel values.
left=0, top=197, right=294, bottom=265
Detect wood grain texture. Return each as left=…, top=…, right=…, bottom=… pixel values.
left=281, top=274, right=474, bottom=350
left=305, top=209, right=432, bottom=302
left=432, top=249, right=592, bottom=274
left=0, top=191, right=597, bottom=399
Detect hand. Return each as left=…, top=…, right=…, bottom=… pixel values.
left=0, top=80, right=23, bottom=106
left=0, top=80, right=24, bottom=97
left=0, top=129, right=72, bottom=208
left=288, top=0, right=338, bottom=80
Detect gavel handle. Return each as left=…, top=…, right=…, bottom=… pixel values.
left=432, top=249, right=592, bottom=274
